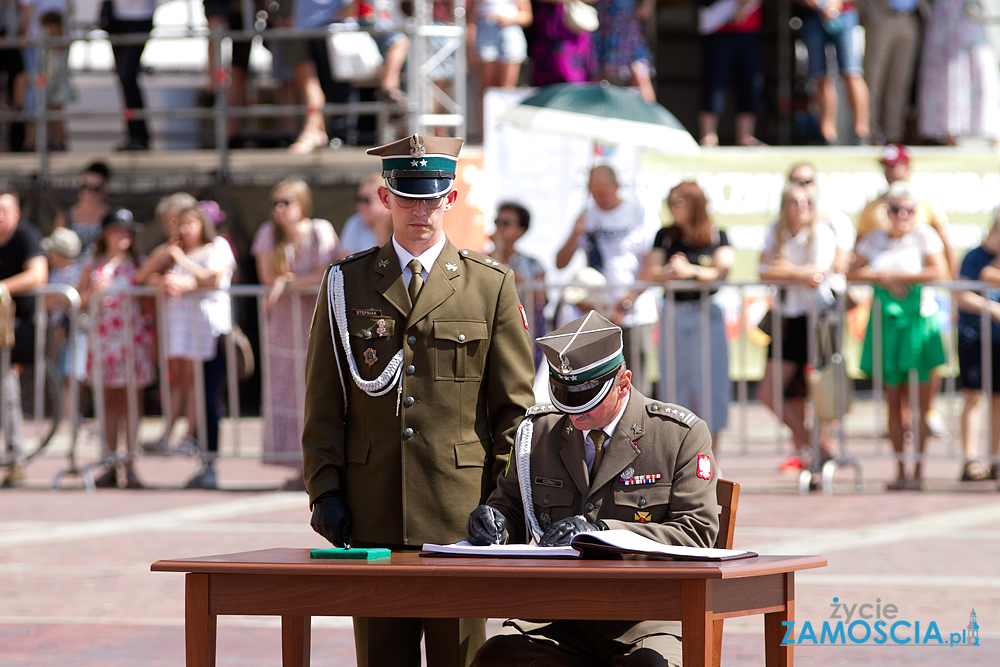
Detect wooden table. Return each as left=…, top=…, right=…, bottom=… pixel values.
left=151, top=548, right=826, bottom=667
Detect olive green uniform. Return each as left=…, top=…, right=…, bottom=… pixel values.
left=303, top=238, right=536, bottom=666
left=472, top=393, right=719, bottom=667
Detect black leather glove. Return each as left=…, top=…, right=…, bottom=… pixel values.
left=310, top=491, right=352, bottom=547
left=465, top=505, right=509, bottom=546
left=538, top=515, right=604, bottom=547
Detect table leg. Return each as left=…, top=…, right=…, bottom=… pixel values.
left=763, top=572, right=794, bottom=667
left=681, top=579, right=712, bottom=667
left=281, top=615, right=311, bottom=666
left=185, top=573, right=217, bottom=667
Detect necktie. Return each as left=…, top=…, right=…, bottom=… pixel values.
left=407, top=259, right=423, bottom=305
left=590, top=430, right=608, bottom=479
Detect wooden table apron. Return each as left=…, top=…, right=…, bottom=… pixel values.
left=151, top=548, right=827, bottom=667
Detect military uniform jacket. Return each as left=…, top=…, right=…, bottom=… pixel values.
left=303, top=239, right=536, bottom=546
left=487, top=391, right=719, bottom=642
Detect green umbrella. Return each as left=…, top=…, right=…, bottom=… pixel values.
left=499, top=81, right=699, bottom=154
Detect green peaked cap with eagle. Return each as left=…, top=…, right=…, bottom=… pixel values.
left=366, top=133, right=464, bottom=199
left=536, top=311, right=624, bottom=415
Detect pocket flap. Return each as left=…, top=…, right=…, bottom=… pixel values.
left=454, top=440, right=487, bottom=468
left=434, top=320, right=488, bottom=344
left=346, top=436, right=371, bottom=464
left=613, top=484, right=672, bottom=509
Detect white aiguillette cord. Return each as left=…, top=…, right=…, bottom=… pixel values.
left=515, top=417, right=543, bottom=545
left=328, top=266, right=404, bottom=404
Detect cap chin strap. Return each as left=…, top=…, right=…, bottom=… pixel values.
left=549, top=377, right=615, bottom=415
left=385, top=182, right=453, bottom=200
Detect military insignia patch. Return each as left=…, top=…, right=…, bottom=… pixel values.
left=623, top=474, right=661, bottom=486
left=378, top=259, right=390, bottom=268
left=620, top=466, right=635, bottom=481
left=630, top=423, right=643, bottom=435
left=634, top=512, right=651, bottom=524
left=445, top=262, right=458, bottom=271
left=364, top=348, right=378, bottom=366
left=697, top=454, right=711, bottom=480
left=376, top=319, right=387, bottom=336
left=409, top=134, right=426, bottom=157
left=518, top=305, right=529, bottom=330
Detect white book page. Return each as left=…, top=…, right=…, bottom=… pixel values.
left=422, top=541, right=579, bottom=558
left=571, top=530, right=754, bottom=560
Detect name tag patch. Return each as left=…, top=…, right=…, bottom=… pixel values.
left=352, top=308, right=382, bottom=316
left=534, top=477, right=563, bottom=488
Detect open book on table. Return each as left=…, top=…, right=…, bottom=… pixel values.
left=422, top=529, right=755, bottom=561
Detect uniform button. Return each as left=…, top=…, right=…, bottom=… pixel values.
left=403, top=427, right=414, bottom=438
left=407, top=335, right=416, bottom=344
left=458, top=334, right=466, bottom=341
left=461, top=250, right=469, bottom=255
left=584, top=503, right=594, bottom=512
left=542, top=497, right=550, bottom=505
left=363, top=330, right=372, bottom=339
left=406, top=365, right=415, bottom=375
left=403, top=396, right=414, bottom=407
left=638, top=498, right=647, bottom=507
left=650, top=405, right=658, bottom=411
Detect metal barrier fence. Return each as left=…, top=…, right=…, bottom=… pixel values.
left=2, top=278, right=997, bottom=492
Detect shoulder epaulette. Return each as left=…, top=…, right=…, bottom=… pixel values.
left=458, top=248, right=507, bottom=271
left=525, top=403, right=559, bottom=417
left=646, top=401, right=698, bottom=427
left=332, top=246, right=379, bottom=266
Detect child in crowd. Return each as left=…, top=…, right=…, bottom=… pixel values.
left=24, top=9, right=76, bottom=151
left=137, top=204, right=234, bottom=488
left=41, top=226, right=84, bottom=420
left=76, top=209, right=156, bottom=488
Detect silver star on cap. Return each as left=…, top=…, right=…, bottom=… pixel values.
left=420, top=159, right=428, bottom=166
left=445, top=263, right=458, bottom=271
left=411, top=160, right=419, bottom=167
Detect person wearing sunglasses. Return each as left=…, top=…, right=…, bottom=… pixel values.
left=52, top=161, right=112, bottom=263
left=338, top=172, right=393, bottom=258
left=251, top=178, right=338, bottom=490
left=303, top=133, right=535, bottom=667
left=849, top=181, right=949, bottom=491
left=758, top=182, right=838, bottom=480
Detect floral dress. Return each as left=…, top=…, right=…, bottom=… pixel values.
left=85, top=260, right=156, bottom=389
left=251, top=219, right=339, bottom=467
left=593, top=0, right=653, bottom=84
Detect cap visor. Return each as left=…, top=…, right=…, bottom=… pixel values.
left=386, top=177, right=453, bottom=199
left=548, top=374, right=616, bottom=415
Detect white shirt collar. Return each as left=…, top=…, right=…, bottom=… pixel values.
left=392, top=235, right=446, bottom=280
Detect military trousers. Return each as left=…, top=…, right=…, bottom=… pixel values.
left=351, top=541, right=486, bottom=667
left=470, top=619, right=681, bottom=667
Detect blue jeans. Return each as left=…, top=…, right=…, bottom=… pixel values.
left=800, top=8, right=863, bottom=78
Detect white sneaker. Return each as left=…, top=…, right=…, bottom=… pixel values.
left=925, top=410, right=949, bottom=438
left=175, top=436, right=200, bottom=457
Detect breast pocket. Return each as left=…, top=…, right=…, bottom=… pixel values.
left=612, top=484, right=673, bottom=524
left=532, top=486, right=579, bottom=531
left=348, top=315, right=397, bottom=380
left=433, top=320, right=488, bottom=381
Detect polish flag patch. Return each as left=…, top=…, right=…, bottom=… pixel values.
left=697, top=455, right=712, bottom=480
left=518, top=305, right=529, bottom=330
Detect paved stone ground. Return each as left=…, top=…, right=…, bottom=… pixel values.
left=1, top=407, right=998, bottom=666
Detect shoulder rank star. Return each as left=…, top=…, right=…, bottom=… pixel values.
left=445, top=263, right=458, bottom=271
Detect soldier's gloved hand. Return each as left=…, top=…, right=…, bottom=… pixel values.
left=466, top=505, right=509, bottom=545
left=539, top=515, right=605, bottom=547
left=310, top=491, right=352, bottom=547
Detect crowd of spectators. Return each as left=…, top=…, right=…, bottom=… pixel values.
left=6, top=144, right=1000, bottom=492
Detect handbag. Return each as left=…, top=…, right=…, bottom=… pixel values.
left=0, top=284, right=14, bottom=349
left=328, top=30, right=384, bottom=82
left=226, top=325, right=255, bottom=381
left=806, top=317, right=853, bottom=422
left=562, top=0, right=599, bottom=34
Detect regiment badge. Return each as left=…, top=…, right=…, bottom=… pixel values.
left=364, top=348, right=378, bottom=366
left=409, top=134, right=426, bottom=157
left=697, top=454, right=711, bottom=480
left=634, top=511, right=651, bottom=524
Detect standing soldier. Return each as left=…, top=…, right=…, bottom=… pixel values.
left=302, top=134, right=536, bottom=667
